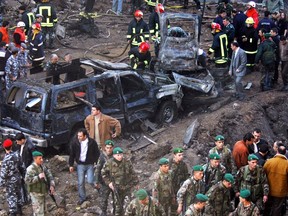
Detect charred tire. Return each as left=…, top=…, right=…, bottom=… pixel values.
left=156, top=101, right=177, bottom=124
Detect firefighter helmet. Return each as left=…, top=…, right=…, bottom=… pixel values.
left=155, top=3, right=165, bottom=13
left=247, top=1, right=256, bottom=8
left=139, top=42, right=150, bottom=52
left=134, top=10, right=143, bottom=18
left=245, top=17, right=255, bottom=24
left=211, top=22, right=221, bottom=30
left=17, top=21, right=25, bottom=28
left=32, top=23, right=41, bottom=30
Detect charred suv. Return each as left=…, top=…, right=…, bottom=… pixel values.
left=0, top=59, right=183, bottom=148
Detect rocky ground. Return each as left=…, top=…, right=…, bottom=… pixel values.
left=0, top=0, right=288, bottom=215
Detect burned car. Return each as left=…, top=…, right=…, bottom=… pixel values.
left=0, top=59, right=183, bottom=148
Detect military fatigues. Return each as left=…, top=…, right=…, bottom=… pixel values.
left=127, top=18, right=149, bottom=49
left=203, top=162, right=226, bottom=192
left=234, top=165, right=269, bottom=211
left=25, top=163, right=55, bottom=216
left=101, top=158, right=139, bottom=216
left=124, top=196, right=166, bottom=216
left=230, top=202, right=260, bottom=216
left=94, top=152, right=113, bottom=214
left=5, top=55, right=20, bottom=89
left=204, top=181, right=233, bottom=216
left=177, top=177, right=205, bottom=213
left=151, top=169, right=175, bottom=215
left=17, top=49, right=29, bottom=78
left=0, top=151, right=25, bottom=215
left=185, top=204, right=202, bottom=216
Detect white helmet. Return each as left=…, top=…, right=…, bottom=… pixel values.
left=247, top=1, right=256, bottom=8
left=17, top=21, right=25, bottom=28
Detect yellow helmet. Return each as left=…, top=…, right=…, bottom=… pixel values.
left=245, top=17, right=254, bottom=24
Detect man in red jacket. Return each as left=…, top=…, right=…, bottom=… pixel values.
left=13, top=21, right=26, bottom=48
left=245, top=1, right=259, bottom=29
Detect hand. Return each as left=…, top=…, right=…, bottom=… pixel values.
left=49, top=186, right=55, bottom=195
left=111, top=133, right=117, bottom=138
left=38, top=172, right=45, bottom=179
left=228, top=70, right=232, bottom=76
left=109, top=182, right=115, bottom=191
left=177, top=204, right=183, bottom=214
left=242, top=37, right=247, bottom=42
left=95, top=183, right=101, bottom=189
left=263, top=195, right=268, bottom=203
left=69, top=167, right=74, bottom=173
left=235, top=192, right=240, bottom=197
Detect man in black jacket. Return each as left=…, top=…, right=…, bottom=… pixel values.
left=69, top=128, right=100, bottom=205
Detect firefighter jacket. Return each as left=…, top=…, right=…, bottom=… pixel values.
left=36, top=2, right=58, bottom=28
left=21, top=11, right=35, bottom=34
left=245, top=8, right=259, bottom=29
left=128, top=47, right=151, bottom=70
left=13, top=27, right=26, bottom=48
left=127, top=18, right=149, bottom=47
left=149, top=12, right=170, bottom=41
left=29, top=32, right=45, bottom=62
left=240, top=26, right=258, bottom=55
left=145, top=0, right=157, bottom=7
left=0, top=26, right=9, bottom=44
left=209, top=31, right=228, bottom=64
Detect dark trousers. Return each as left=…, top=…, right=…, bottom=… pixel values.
left=273, top=60, right=280, bottom=83
left=281, top=61, right=288, bottom=86
left=260, top=63, right=275, bottom=90
left=264, top=196, right=285, bottom=216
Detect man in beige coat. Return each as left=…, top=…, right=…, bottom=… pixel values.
left=84, top=104, right=121, bottom=149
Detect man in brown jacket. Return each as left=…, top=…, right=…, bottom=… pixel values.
left=84, top=104, right=121, bottom=150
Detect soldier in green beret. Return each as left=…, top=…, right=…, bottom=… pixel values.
left=234, top=154, right=269, bottom=213
left=150, top=157, right=175, bottom=215
left=209, top=135, right=237, bottom=175
left=169, top=147, right=189, bottom=215
left=185, top=193, right=208, bottom=216
left=204, top=173, right=234, bottom=215
left=101, top=147, right=139, bottom=216
left=94, top=140, right=114, bottom=215
left=176, top=165, right=205, bottom=215
left=124, top=189, right=166, bottom=215
left=229, top=189, right=260, bottom=216
left=203, top=153, right=226, bottom=192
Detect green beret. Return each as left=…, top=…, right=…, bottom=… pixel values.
left=195, top=193, right=208, bottom=202
left=113, top=147, right=123, bottom=154
left=240, top=189, right=251, bottom=198
left=32, top=151, right=43, bottom=157
left=159, top=158, right=169, bottom=165
left=264, top=33, right=271, bottom=39
left=215, top=135, right=224, bottom=141
left=209, top=153, right=221, bottom=160
left=136, top=189, right=148, bottom=200
left=105, top=140, right=115, bottom=146
left=173, top=147, right=183, bottom=154
left=248, top=154, right=259, bottom=161
left=193, top=165, right=204, bottom=172
left=224, top=173, right=234, bottom=183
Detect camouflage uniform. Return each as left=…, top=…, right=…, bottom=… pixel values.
left=229, top=202, right=260, bottom=216
left=177, top=177, right=205, bottom=213
left=94, top=151, right=113, bottom=214
left=209, top=146, right=236, bottom=175
left=25, top=163, right=55, bottom=216
left=185, top=204, right=203, bottom=216
left=124, top=196, right=166, bottom=216
left=202, top=162, right=226, bottom=192
left=234, top=165, right=269, bottom=211
left=204, top=181, right=233, bottom=216
left=151, top=169, right=175, bottom=216
left=101, top=158, right=139, bottom=216
left=0, top=151, right=25, bottom=215
left=5, top=55, right=20, bottom=89
left=17, top=49, right=29, bottom=78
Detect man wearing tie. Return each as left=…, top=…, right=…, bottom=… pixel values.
left=229, top=41, right=247, bottom=100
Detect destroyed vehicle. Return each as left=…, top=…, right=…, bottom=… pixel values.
left=0, top=59, right=183, bottom=148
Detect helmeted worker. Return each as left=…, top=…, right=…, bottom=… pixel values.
left=127, top=10, right=149, bottom=49
left=18, top=5, right=35, bottom=35
left=145, top=0, right=157, bottom=12
left=36, top=0, right=58, bottom=49
left=245, top=1, right=259, bottom=29
left=0, top=20, right=10, bottom=44
left=13, top=21, right=26, bottom=48
left=128, top=41, right=151, bottom=70
left=208, top=22, right=228, bottom=66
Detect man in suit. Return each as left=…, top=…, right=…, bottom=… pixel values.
left=228, top=41, right=247, bottom=100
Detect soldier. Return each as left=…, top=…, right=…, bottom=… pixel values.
left=204, top=173, right=235, bottom=216
left=177, top=165, right=205, bottom=215
left=209, top=135, right=236, bottom=175
left=125, top=188, right=166, bottom=216
left=101, top=147, right=139, bottom=216
left=5, top=47, right=20, bottom=89
left=94, top=140, right=114, bottom=216
left=185, top=193, right=208, bottom=216
left=0, top=139, right=25, bottom=216
left=229, top=189, right=260, bottom=216
left=203, top=153, right=226, bottom=192
left=150, top=158, right=175, bottom=215
left=25, top=151, right=55, bottom=216
left=17, top=43, right=30, bottom=78
left=234, top=154, right=269, bottom=212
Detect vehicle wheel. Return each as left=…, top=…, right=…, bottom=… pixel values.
left=156, top=101, right=177, bottom=124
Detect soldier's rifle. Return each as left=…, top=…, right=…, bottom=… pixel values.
left=110, top=176, right=121, bottom=205
left=40, top=165, right=58, bottom=207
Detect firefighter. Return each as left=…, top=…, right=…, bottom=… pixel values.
left=245, top=1, right=259, bottom=29
left=127, top=10, right=149, bottom=49
left=36, top=0, right=58, bottom=49
left=239, top=17, right=258, bottom=73
left=18, top=5, right=35, bottom=36
left=128, top=42, right=151, bottom=70
left=145, top=0, right=157, bottom=12
left=208, top=22, right=228, bottom=67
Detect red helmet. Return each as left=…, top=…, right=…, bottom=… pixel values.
left=155, top=3, right=165, bottom=13
left=211, top=22, right=221, bottom=30
left=32, top=23, right=41, bottom=30
left=139, top=42, right=150, bottom=52
left=134, top=10, right=143, bottom=18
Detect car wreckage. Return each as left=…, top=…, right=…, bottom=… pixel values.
left=0, top=58, right=183, bottom=148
